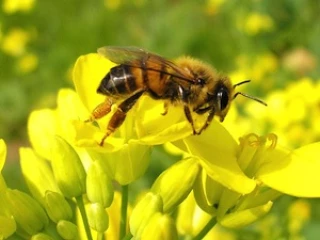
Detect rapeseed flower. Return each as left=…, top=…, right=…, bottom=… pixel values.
left=242, top=12, right=274, bottom=35
left=1, top=28, right=31, bottom=57
left=2, top=0, right=36, bottom=14
left=3, top=49, right=320, bottom=240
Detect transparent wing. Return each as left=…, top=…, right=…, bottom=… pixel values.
left=98, top=46, right=197, bottom=84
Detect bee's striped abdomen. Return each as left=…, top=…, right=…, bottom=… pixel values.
left=97, top=65, right=138, bottom=96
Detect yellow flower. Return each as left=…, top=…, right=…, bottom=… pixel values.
left=104, top=0, right=121, bottom=10
left=243, top=12, right=274, bottom=35
left=17, top=52, right=38, bottom=73
left=205, top=0, right=226, bottom=15
left=171, top=127, right=320, bottom=231
left=72, top=53, right=192, bottom=185
left=1, top=28, right=31, bottom=57
left=2, top=0, right=36, bottom=14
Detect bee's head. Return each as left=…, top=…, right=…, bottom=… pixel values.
left=207, top=78, right=267, bottom=122
left=205, top=76, right=234, bottom=122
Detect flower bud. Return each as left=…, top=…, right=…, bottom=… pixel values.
left=218, top=201, right=273, bottom=228
left=86, top=161, right=114, bottom=208
left=0, top=215, right=16, bottom=238
left=51, top=136, right=86, bottom=198
left=87, top=203, right=109, bottom=232
left=151, top=157, right=200, bottom=212
left=20, top=147, right=60, bottom=205
left=56, top=220, right=78, bottom=239
left=130, top=192, right=163, bottom=238
left=44, top=191, right=73, bottom=223
left=31, top=233, right=54, bottom=240
left=90, top=142, right=151, bottom=185
left=141, top=213, right=178, bottom=240
left=6, top=189, right=49, bottom=235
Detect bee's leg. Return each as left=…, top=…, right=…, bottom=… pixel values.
left=161, top=102, right=169, bottom=115
left=99, top=90, right=144, bottom=146
left=183, top=105, right=197, bottom=135
left=86, top=98, right=113, bottom=122
left=197, top=110, right=215, bottom=135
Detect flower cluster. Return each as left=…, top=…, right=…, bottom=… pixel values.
left=1, top=52, right=320, bottom=240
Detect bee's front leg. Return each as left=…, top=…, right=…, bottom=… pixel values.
left=161, top=102, right=169, bottom=115
left=197, top=109, right=215, bottom=135
left=183, top=105, right=197, bottom=135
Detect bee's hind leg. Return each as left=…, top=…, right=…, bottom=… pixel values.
left=99, top=90, right=144, bottom=146
left=86, top=98, right=114, bottom=122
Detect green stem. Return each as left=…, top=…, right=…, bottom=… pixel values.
left=76, top=195, right=93, bottom=240
left=120, top=185, right=129, bottom=240
left=192, top=216, right=217, bottom=240
left=96, top=233, right=104, bottom=240
left=122, top=233, right=133, bottom=240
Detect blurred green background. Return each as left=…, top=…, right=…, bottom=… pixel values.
left=1, top=0, right=320, bottom=239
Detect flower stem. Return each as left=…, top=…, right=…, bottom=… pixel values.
left=120, top=185, right=129, bottom=240
left=192, top=216, right=217, bottom=240
left=76, top=195, right=93, bottom=240
left=96, top=233, right=104, bottom=240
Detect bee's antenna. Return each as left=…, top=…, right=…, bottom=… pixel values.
left=233, top=80, right=267, bottom=106
left=233, top=79, right=251, bottom=88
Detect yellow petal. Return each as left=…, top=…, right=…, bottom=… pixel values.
left=28, top=109, right=58, bottom=159
left=0, top=139, right=6, bottom=171
left=72, top=53, right=116, bottom=113
left=136, top=96, right=192, bottom=145
left=257, top=142, right=320, bottom=197
left=182, top=121, right=256, bottom=194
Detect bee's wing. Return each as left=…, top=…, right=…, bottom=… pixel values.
left=98, top=46, right=197, bottom=85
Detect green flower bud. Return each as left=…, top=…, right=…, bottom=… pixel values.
left=56, top=220, right=78, bottom=240
left=44, top=191, right=73, bottom=223
left=130, top=192, right=163, bottom=238
left=51, top=136, right=86, bottom=198
left=20, top=147, right=61, bottom=205
left=0, top=215, right=16, bottom=239
left=218, top=201, right=273, bottom=228
left=89, top=142, right=151, bottom=185
left=141, top=213, right=178, bottom=240
left=31, top=233, right=55, bottom=240
left=87, top=203, right=109, bottom=232
left=86, top=161, right=114, bottom=208
left=6, top=189, right=49, bottom=236
left=151, top=157, right=200, bottom=212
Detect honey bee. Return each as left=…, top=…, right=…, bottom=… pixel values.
left=89, top=46, right=266, bottom=146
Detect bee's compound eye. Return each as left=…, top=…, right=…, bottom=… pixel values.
left=217, top=87, right=229, bottom=111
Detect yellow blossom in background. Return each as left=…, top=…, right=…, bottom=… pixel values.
left=230, top=53, right=278, bottom=84
left=287, top=199, right=311, bottom=239
left=17, top=53, right=38, bottom=73
left=2, top=0, right=36, bottom=14
left=1, top=28, right=31, bottom=57
left=242, top=12, right=274, bottom=35
left=104, top=0, right=121, bottom=10
left=205, top=0, right=226, bottom=15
